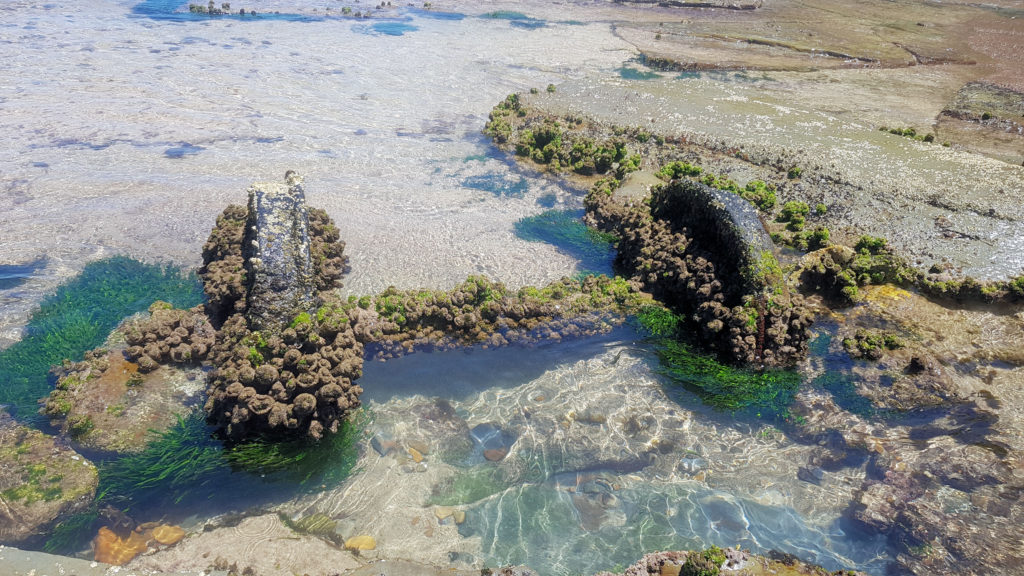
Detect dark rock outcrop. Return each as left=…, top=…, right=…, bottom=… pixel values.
left=242, top=172, right=319, bottom=335
left=587, top=178, right=812, bottom=366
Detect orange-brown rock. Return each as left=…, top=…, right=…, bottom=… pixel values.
left=94, top=526, right=149, bottom=565
left=484, top=447, right=508, bottom=461
left=151, top=524, right=186, bottom=545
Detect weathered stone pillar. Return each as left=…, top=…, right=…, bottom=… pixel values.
left=242, top=172, right=317, bottom=334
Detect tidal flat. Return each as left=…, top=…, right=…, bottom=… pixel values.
left=1, top=1, right=1022, bottom=576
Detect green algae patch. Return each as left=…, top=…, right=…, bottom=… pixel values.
left=98, top=409, right=365, bottom=511
left=0, top=257, right=203, bottom=423
left=656, top=339, right=801, bottom=419
left=636, top=305, right=801, bottom=418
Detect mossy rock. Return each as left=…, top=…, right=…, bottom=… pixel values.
left=0, top=410, right=98, bottom=545
left=43, top=344, right=205, bottom=456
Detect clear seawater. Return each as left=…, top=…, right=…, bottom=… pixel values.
left=0, top=1, right=894, bottom=574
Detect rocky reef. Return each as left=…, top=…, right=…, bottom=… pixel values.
left=587, top=177, right=812, bottom=366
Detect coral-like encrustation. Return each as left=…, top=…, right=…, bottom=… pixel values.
left=199, top=204, right=249, bottom=324
left=349, top=275, right=634, bottom=360
left=123, top=302, right=216, bottom=372
left=204, top=309, right=364, bottom=440
left=308, top=207, right=349, bottom=292
left=586, top=179, right=812, bottom=366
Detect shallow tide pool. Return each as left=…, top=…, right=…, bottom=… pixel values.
left=1, top=1, right=898, bottom=574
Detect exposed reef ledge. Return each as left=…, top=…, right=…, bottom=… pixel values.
left=587, top=176, right=812, bottom=366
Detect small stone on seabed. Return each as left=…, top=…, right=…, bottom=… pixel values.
left=484, top=447, right=508, bottom=461
left=434, top=506, right=454, bottom=520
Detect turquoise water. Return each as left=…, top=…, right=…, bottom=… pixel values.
left=0, top=1, right=897, bottom=574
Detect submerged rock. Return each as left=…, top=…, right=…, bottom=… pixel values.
left=0, top=409, right=98, bottom=546
left=41, top=336, right=205, bottom=455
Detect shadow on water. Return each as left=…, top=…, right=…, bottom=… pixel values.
left=163, top=142, right=204, bottom=158
left=407, top=8, right=466, bottom=21
left=618, top=66, right=662, bottom=81
left=353, top=19, right=418, bottom=36
left=462, top=173, right=529, bottom=197
left=481, top=11, right=546, bottom=30
left=0, top=257, right=46, bottom=291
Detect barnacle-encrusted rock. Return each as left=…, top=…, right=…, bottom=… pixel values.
left=347, top=274, right=635, bottom=361
left=123, top=302, right=215, bottom=371
left=586, top=178, right=812, bottom=366
left=201, top=173, right=360, bottom=440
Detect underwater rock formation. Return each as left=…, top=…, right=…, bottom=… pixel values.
left=587, top=178, right=812, bottom=366
left=0, top=409, right=98, bottom=546
left=243, top=172, right=319, bottom=335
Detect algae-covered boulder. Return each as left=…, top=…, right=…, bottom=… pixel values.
left=0, top=409, right=98, bottom=545
left=587, top=177, right=812, bottom=366
left=41, top=344, right=205, bottom=455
